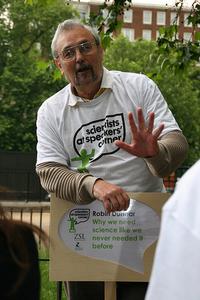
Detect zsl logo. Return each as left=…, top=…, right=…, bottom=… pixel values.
left=74, top=233, right=85, bottom=241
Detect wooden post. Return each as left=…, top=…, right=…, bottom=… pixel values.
left=105, top=282, right=116, bottom=300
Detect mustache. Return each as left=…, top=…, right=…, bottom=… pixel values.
left=75, top=63, right=92, bottom=73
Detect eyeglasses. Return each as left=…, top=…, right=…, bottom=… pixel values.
left=57, top=41, right=97, bottom=61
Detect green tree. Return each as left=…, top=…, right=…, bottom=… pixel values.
left=156, top=1, right=200, bottom=72
left=0, top=0, right=77, bottom=151
left=104, top=35, right=157, bottom=74
left=104, top=36, right=200, bottom=165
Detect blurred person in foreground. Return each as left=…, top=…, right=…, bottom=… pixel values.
left=0, top=206, right=48, bottom=300
left=145, top=159, right=200, bottom=300
left=36, top=19, right=188, bottom=300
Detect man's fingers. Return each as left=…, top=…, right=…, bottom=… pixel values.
left=103, top=199, right=113, bottom=213
left=104, top=194, right=130, bottom=213
left=108, top=197, right=120, bottom=211
left=118, top=192, right=130, bottom=210
left=113, top=193, right=129, bottom=211
left=114, top=140, right=133, bottom=153
left=153, top=123, right=165, bottom=139
left=128, top=112, right=137, bottom=135
left=137, top=107, right=145, bottom=130
left=147, top=112, right=155, bottom=133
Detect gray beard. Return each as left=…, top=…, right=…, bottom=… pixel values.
left=75, top=67, right=97, bottom=86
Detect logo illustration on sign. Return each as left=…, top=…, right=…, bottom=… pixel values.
left=68, top=208, right=90, bottom=233
left=59, top=200, right=160, bottom=274
left=75, top=242, right=83, bottom=251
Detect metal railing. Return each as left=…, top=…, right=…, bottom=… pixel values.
left=0, top=170, right=47, bottom=201
left=1, top=201, right=50, bottom=244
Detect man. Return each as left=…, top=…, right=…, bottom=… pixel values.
left=36, top=19, right=188, bottom=300
left=145, top=159, right=200, bottom=300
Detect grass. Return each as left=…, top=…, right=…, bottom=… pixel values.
left=39, top=248, right=67, bottom=300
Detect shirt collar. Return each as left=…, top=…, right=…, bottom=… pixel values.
left=100, top=67, right=113, bottom=90
left=68, top=67, right=113, bottom=106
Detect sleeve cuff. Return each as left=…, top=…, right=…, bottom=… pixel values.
left=79, top=175, right=100, bottom=203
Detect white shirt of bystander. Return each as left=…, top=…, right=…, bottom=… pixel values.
left=145, top=159, right=200, bottom=300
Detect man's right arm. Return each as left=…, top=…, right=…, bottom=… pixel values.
left=36, top=162, right=97, bottom=204
left=36, top=162, right=130, bottom=212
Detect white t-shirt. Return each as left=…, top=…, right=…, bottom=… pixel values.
left=145, top=159, right=200, bottom=300
left=36, top=68, right=180, bottom=192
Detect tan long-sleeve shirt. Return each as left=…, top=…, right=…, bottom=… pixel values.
left=36, top=131, right=188, bottom=204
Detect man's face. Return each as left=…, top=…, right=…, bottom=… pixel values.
left=55, top=26, right=103, bottom=89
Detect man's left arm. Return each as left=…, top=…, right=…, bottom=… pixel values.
left=144, top=130, right=188, bottom=177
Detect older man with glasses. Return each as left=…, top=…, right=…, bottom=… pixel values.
left=36, top=19, right=188, bottom=300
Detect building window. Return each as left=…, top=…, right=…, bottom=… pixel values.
left=143, top=10, right=152, bottom=24
left=157, top=11, right=166, bottom=25
left=122, top=28, right=135, bottom=41
left=170, top=12, right=179, bottom=25
left=183, top=32, right=192, bottom=41
left=123, top=9, right=133, bottom=23
left=79, top=11, right=87, bottom=20
left=142, top=29, right=152, bottom=40
left=184, top=13, right=192, bottom=27
left=74, top=4, right=89, bottom=20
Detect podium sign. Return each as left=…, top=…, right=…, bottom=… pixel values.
left=49, top=193, right=169, bottom=282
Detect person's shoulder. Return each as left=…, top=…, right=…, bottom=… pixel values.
left=38, top=85, right=69, bottom=113
left=40, top=85, right=70, bottom=106
left=110, top=70, right=151, bottom=85
left=110, top=70, right=145, bottom=79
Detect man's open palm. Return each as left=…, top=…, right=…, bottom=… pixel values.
left=115, top=107, right=164, bottom=158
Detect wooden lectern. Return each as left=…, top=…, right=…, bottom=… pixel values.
left=49, top=193, right=169, bottom=300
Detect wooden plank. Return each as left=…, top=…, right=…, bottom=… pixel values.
left=105, top=282, right=116, bottom=300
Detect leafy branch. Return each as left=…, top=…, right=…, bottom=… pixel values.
left=156, top=0, right=200, bottom=72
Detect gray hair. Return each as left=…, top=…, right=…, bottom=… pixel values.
left=51, top=19, right=101, bottom=59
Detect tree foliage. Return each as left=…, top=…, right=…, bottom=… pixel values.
left=88, top=0, right=131, bottom=48
left=156, top=1, right=200, bottom=72
left=0, top=0, right=77, bottom=151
